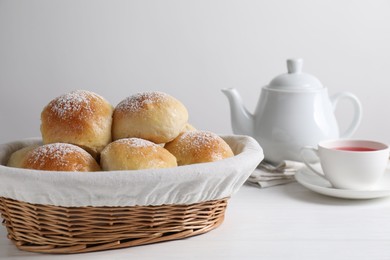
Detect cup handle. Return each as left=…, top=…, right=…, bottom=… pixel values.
left=299, top=146, right=329, bottom=182
left=330, top=91, right=362, bottom=138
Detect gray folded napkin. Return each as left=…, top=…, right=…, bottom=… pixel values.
left=247, top=160, right=304, bottom=188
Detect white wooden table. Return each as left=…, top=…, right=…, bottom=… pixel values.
left=1, top=182, right=390, bottom=260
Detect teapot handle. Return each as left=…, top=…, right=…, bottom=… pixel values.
left=330, top=92, right=362, bottom=138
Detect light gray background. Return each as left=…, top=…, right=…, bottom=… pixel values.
left=1, top=0, right=389, bottom=145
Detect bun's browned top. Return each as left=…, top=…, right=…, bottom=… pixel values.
left=100, top=138, right=177, bottom=171
left=112, top=91, right=188, bottom=144
left=23, top=143, right=101, bottom=172
left=40, top=90, right=113, bottom=156
left=165, top=130, right=234, bottom=166
left=115, top=91, right=170, bottom=114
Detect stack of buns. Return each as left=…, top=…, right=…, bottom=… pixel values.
left=7, top=90, right=234, bottom=172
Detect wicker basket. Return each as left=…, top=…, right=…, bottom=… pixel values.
left=0, top=196, right=228, bottom=254
left=0, top=135, right=263, bottom=254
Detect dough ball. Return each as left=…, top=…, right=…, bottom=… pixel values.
left=22, top=143, right=101, bottom=172
left=112, top=91, right=188, bottom=144
left=100, top=138, right=177, bottom=171
left=164, top=130, right=234, bottom=166
left=40, top=90, right=113, bottom=157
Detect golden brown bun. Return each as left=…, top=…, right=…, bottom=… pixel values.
left=40, top=90, right=113, bottom=157
left=100, top=138, right=177, bottom=171
left=22, top=143, right=101, bottom=172
left=7, top=145, right=39, bottom=168
left=164, top=130, right=234, bottom=166
left=112, top=91, right=188, bottom=144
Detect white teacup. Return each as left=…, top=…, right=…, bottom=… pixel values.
left=300, top=140, right=389, bottom=190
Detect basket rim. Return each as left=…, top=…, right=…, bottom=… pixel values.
left=0, top=135, right=263, bottom=207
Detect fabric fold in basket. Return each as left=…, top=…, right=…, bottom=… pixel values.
left=0, top=135, right=263, bottom=207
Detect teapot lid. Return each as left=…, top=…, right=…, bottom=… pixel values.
left=267, top=58, right=323, bottom=90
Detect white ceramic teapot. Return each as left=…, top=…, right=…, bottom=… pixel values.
left=222, top=58, right=362, bottom=164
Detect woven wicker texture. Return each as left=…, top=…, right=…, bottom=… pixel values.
left=0, top=197, right=228, bottom=254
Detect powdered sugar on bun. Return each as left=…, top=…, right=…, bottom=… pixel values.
left=41, top=90, right=113, bottom=157
left=112, top=91, right=188, bottom=144
left=48, top=90, right=95, bottom=120
left=116, top=91, right=170, bottom=113
left=175, top=131, right=221, bottom=158
left=100, top=138, right=177, bottom=171
left=22, top=143, right=100, bottom=172
left=164, top=130, right=234, bottom=166
left=114, top=138, right=157, bottom=149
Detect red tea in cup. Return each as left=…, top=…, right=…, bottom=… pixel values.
left=300, top=139, right=389, bottom=190
left=334, top=146, right=378, bottom=152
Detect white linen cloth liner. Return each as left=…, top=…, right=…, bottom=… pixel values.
left=0, top=135, right=263, bottom=207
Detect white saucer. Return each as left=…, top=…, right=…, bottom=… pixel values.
left=295, top=165, right=390, bottom=199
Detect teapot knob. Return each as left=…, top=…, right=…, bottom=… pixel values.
left=287, top=58, right=303, bottom=74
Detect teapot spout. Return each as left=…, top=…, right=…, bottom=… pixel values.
left=221, top=88, right=254, bottom=136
